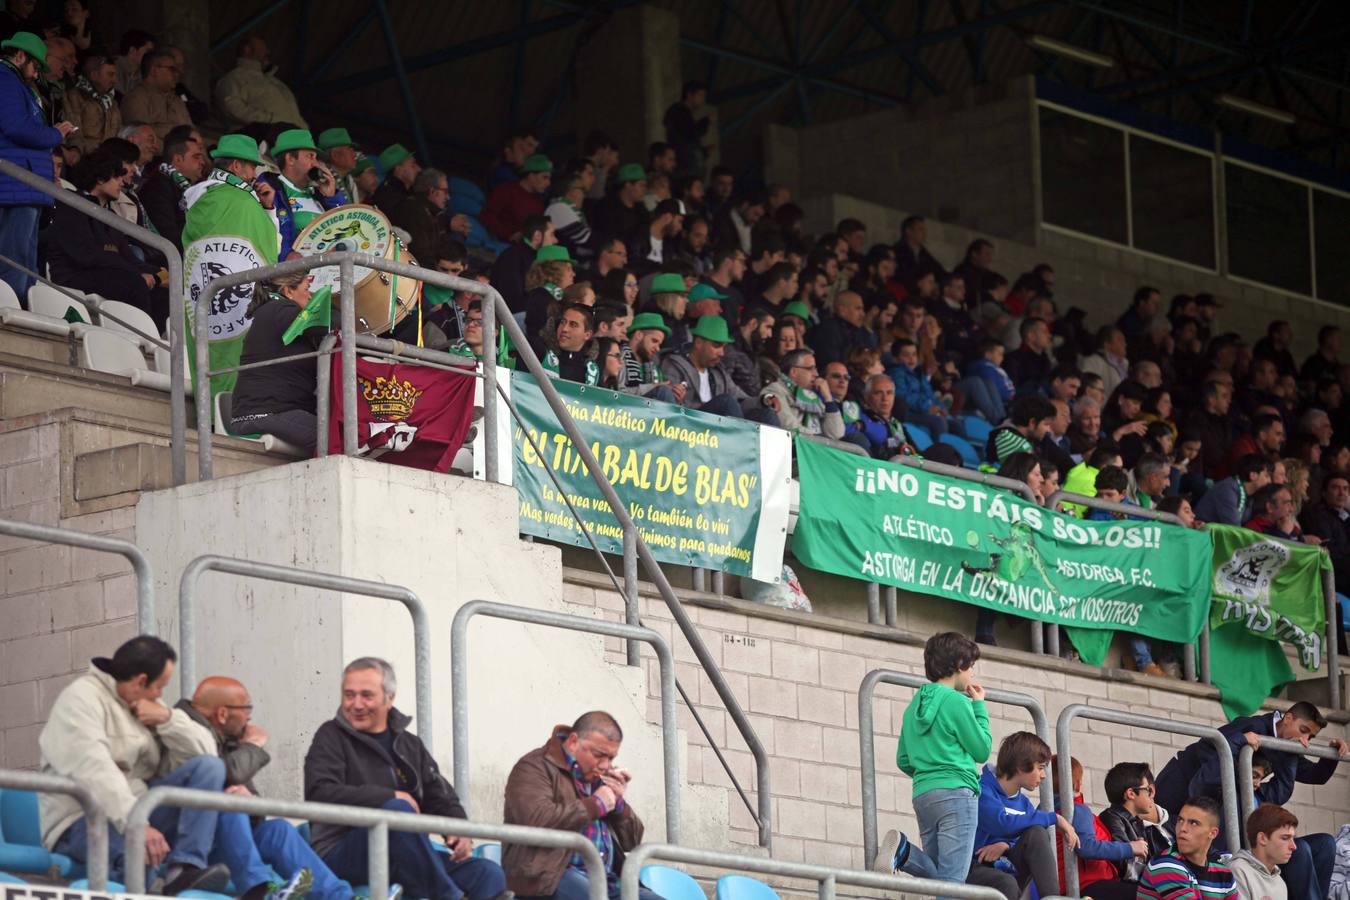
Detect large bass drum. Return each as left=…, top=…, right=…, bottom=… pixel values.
left=292, top=205, right=420, bottom=334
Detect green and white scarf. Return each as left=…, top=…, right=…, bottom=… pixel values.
left=158, top=162, right=193, bottom=210
left=75, top=74, right=115, bottom=110
left=543, top=348, right=600, bottom=385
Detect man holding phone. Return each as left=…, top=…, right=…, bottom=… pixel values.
left=503, top=712, right=662, bottom=900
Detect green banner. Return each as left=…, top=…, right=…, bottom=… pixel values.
left=1208, top=524, right=1329, bottom=670
left=792, top=438, right=1213, bottom=651
left=509, top=372, right=791, bottom=581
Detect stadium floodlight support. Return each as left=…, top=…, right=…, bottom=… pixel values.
left=450, top=600, right=681, bottom=843
left=1026, top=34, right=1116, bottom=69
left=1057, top=703, right=1240, bottom=898
left=620, top=842, right=1008, bottom=900
left=123, top=785, right=607, bottom=900
left=0, top=768, right=108, bottom=890
left=1216, top=93, right=1298, bottom=125
left=1236, top=735, right=1348, bottom=844
left=857, top=669, right=1053, bottom=872
left=0, top=158, right=187, bottom=487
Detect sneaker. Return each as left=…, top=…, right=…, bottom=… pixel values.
left=1141, top=662, right=1166, bottom=677
left=871, top=829, right=911, bottom=873
left=162, top=863, right=232, bottom=896
left=353, top=883, right=403, bottom=900
left=267, top=868, right=314, bottom=900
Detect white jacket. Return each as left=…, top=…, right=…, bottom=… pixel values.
left=1228, top=849, right=1286, bottom=900
left=38, top=666, right=216, bottom=848
left=215, top=58, right=308, bottom=129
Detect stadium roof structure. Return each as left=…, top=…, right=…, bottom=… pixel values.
left=211, top=0, right=1350, bottom=178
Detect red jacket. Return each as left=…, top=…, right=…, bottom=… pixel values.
left=1056, top=795, right=1122, bottom=891
left=481, top=181, right=545, bottom=241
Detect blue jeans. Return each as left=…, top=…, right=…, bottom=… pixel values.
left=322, top=799, right=505, bottom=900
left=0, top=204, right=41, bottom=301
left=1283, top=833, right=1335, bottom=900
left=54, top=755, right=226, bottom=881
left=212, top=814, right=352, bottom=900
left=523, top=867, right=663, bottom=900
left=696, top=393, right=745, bottom=419
left=905, top=787, right=977, bottom=886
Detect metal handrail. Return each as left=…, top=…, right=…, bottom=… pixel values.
left=1056, top=703, right=1240, bottom=897
left=620, top=842, right=1007, bottom=900
left=858, top=669, right=1053, bottom=867
left=123, top=785, right=606, bottom=900
left=0, top=518, right=154, bottom=634
left=175, top=555, right=434, bottom=751
left=0, top=158, right=187, bottom=486
left=1236, top=735, right=1348, bottom=839
left=450, top=600, right=680, bottom=842
left=0, top=769, right=108, bottom=889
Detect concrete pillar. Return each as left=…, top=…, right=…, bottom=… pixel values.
left=161, top=0, right=212, bottom=102
left=575, top=5, right=681, bottom=166
left=763, top=123, right=801, bottom=200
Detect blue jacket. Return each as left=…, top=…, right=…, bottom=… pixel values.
left=0, top=62, right=62, bottom=207
left=1065, top=799, right=1133, bottom=864
left=889, top=363, right=939, bottom=416
left=965, top=357, right=1014, bottom=403
left=973, top=764, right=1056, bottom=851
left=1193, top=476, right=1246, bottom=526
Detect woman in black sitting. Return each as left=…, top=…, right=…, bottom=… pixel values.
left=229, top=271, right=328, bottom=454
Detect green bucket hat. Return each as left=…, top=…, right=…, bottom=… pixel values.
left=1, top=32, right=48, bottom=71
left=271, top=128, right=318, bottom=156
left=650, top=273, right=687, bottom=295
left=535, top=244, right=576, bottom=265
left=519, top=154, right=553, bottom=175
left=688, top=283, right=728, bottom=302
left=615, top=162, right=646, bottom=184
left=379, top=143, right=413, bottom=173
left=210, top=134, right=262, bottom=164
left=781, top=301, right=812, bottom=321
left=317, top=127, right=355, bottom=151
left=690, top=315, right=733, bottom=344
left=629, top=312, right=671, bottom=337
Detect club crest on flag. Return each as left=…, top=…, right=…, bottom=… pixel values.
left=1214, top=538, right=1290, bottom=603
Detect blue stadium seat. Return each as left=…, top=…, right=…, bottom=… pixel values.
left=69, top=878, right=230, bottom=900
left=0, top=789, right=81, bottom=878
left=905, top=423, right=933, bottom=451
left=0, top=872, right=25, bottom=884
left=472, top=843, right=501, bottom=863
left=939, top=433, right=981, bottom=468
left=641, top=865, right=704, bottom=900
left=959, top=414, right=993, bottom=444
left=716, top=874, right=780, bottom=900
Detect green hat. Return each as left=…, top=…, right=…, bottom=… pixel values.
left=379, top=143, right=413, bottom=173
left=271, top=128, right=318, bottom=156
left=1, top=32, right=48, bottom=71
left=781, top=301, right=812, bottom=321
left=650, top=273, right=687, bottom=295
left=615, top=163, right=646, bottom=184
left=317, top=127, right=355, bottom=151
left=688, top=283, right=728, bottom=302
left=210, top=134, right=262, bottom=165
left=352, top=154, right=375, bottom=175
left=535, top=244, right=576, bottom=265
left=519, top=154, right=553, bottom=175
left=690, top=315, right=733, bottom=344
left=629, top=312, right=671, bottom=337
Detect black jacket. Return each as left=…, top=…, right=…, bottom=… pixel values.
left=303, top=706, right=466, bottom=859
left=139, top=165, right=188, bottom=251
left=1099, top=804, right=1172, bottom=881
left=173, top=699, right=271, bottom=793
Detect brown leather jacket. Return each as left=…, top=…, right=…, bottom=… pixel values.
left=502, top=725, right=644, bottom=896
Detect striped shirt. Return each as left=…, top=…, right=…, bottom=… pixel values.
left=1137, top=852, right=1238, bottom=900
left=988, top=424, right=1033, bottom=464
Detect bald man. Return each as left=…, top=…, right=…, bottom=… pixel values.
left=177, top=678, right=390, bottom=900
left=807, top=290, right=877, bottom=369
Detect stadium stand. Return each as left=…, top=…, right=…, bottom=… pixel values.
left=1, top=4, right=1349, bottom=900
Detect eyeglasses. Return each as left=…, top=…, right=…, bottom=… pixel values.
left=790, top=364, right=818, bottom=372
left=624, top=280, right=638, bottom=289
left=466, top=317, right=483, bottom=326
left=223, top=704, right=254, bottom=712
left=1130, top=784, right=1155, bottom=796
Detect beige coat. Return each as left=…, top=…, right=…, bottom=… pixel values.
left=64, top=89, right=123, bottom=153
left=215, top=58, right=307, bottom=129
left=38, top=667, right=215, bottom=848
left=120, top=84, right=191, bottom=139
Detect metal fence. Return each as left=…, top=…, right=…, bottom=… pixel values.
left=0, top=518, right=154, bottom=634
left=1236, top=735, right=1349, bottom=840
left=174, top=554, right=434, bottom=751
left=450, top=599, right=680, bottom=842
left=122, top=785, right=606, bottom=900
left=857, top=669, right=1053, bottom=867
left=1055, top=703, right=1240, bottom=897
left=0, top=769, right=108, bottom=890
left=620, top=842, right=1008, bottom=900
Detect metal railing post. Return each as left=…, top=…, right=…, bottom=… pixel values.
left=179, top=555, right=434, bottom=749
left=866, top=582, right=881, bottom=625
left=451, top=600, right=680, bottom=842
left=1323, top=565, right=1342, bottom=710
left=1043, top=491, right=1185, bottom=527
left=339, top=257, right=358, bottom=456
left=623, top=526, right=641, bottom=666
left=1057, top=703, right=1240, bottom=896
left=314, top=333, right=337, bottom=456
left=0, top=519, right=154, bottom=634
left=900, top=455, right=1039, bottom=503
left=858, top=669, right=1051, bottom=867
left=480, top=285, right=499, bottom=483
left=367, top=821, right=390, bottom=900
left=1237, top=735, right=1348, bottom=842
left=883, top=585, right=897, bottom=627
left=0, top=159, right=185, bottom=486
left=0, top=769, right=108, bottom=889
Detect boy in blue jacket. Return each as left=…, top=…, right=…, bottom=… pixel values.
left=972, top=731, right=1079, bottom=899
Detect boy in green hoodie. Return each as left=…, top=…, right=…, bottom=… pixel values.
left=872, top=632, right=992, bottom=888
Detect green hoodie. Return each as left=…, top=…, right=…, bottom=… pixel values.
left=896, top=682, right=992, bottom=797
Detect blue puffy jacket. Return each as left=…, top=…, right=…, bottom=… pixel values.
left=889, top=362, right=939, bottom=415
left=0, top=63, right=62, bottom=207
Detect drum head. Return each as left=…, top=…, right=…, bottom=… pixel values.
left=293, top=205, right=398, bottom=293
